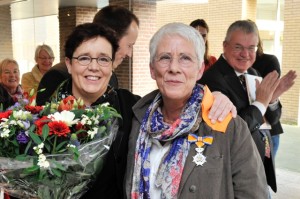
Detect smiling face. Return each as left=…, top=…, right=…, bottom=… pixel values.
left=150, top=35, right=204, bottom=103
left=37, top=49, right=54, bottom=74
left=65, top=36, right=113, bottom=106
left=223, top=29, right=258, bottom=73
left=1, top=62, right=20, bottom=94
left=113, top=21, right=139, bottom=69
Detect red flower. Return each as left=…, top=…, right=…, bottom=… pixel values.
left=0, top=110, right=12, bottom=120
left=58, top=96, right=76, bottom=112
left=25, top=105, right=44, bottom=114
left=35, top=116, right=50, bottom=136
left=48, top=121, right=70, bottom=137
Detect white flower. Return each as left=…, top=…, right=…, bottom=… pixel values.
left=0, top=129, right=10, bottom=138
left=37, top=154, right=50, bottom=169
left=38, top=143, right=44, bottom=149
left=17, top=120, right=24, bottom=128
left=48, top=110, right=79, bottom=126
left=38, top=154, right=47, bottom=162
left=87, top=127, right=98, bottom=139
left=13, top=110, right=31, bottom=120
left=101, top=102, right=110, bottom=107
left=67, top=144, right=76, bottom=148
left=33, top=143, right=44, bottom=154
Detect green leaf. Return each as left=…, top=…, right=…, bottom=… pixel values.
left=24, top=165, right=40, bottom=174
left=53, top=161, right=67, bottom=171
left=15, top=154, right=27, bottom=161
left=24, top=140, right=32, bottom=154
left=51, top=168, right=62, bottom=177
left=55, top=141, right=68, bottom=151
left=42, top=125, right=50, bottom=140
left=29, top=131, right=42, bottom=145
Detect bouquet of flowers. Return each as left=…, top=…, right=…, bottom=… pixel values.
left=0, top=93, right=120, bottom=199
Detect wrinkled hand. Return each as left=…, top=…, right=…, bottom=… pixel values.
left=255, top=70, right=280, bottom=107
left=210, top=91, right=237, bottom=124
left=271, top=70, right=297, bottom=102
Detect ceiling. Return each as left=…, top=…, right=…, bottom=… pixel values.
left=0, top=0, right=108, bottom=20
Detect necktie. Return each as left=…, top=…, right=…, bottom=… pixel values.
left=239, top=74, right=247, bottom=91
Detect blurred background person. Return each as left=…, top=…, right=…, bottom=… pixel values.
left=0, top=58, right=23, bottom=110
left=22, top=44, right=54, bottom=94
left=190, top=19, right=216, bottom=72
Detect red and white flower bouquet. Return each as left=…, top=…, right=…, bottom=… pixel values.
left=0, top=94, right=120, bottom=199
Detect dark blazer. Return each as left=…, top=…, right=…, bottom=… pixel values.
left=80, top=89, right=141, bottom=199
left=36, top=62, right=119, bottom=106
left=252, top=53, right=283, bottom=136
left=198, top=55, right=280, bottom=192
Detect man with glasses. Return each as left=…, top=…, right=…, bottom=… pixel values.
left=199, top=20, right=296, bottom=197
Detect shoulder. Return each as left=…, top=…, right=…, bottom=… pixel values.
left=115, top=89, right=141, bottom=103
left=21, top=72, right=34, bottom=82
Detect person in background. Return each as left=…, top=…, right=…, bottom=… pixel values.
left=125, top=22, right=268, bottom=199
left=0, top=58, right=23, bottom=110
left=21, top=44, right=54, bottom=94
left=190, top=19, right=216, bottom=72
left=36, top=5, right=139, bottom=105
left=199, top=20, right=296, bottom=195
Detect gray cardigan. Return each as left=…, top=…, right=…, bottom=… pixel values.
left=125, top=90, right=268, bottom=199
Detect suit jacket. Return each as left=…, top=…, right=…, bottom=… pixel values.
left=252, top=53, right=283, bottom=136
left=198, top=55, right=280, bottom=192
left=125, top=89, right=268, bottom=199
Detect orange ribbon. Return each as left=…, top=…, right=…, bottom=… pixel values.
left=188, top=133, right=213, bottom=148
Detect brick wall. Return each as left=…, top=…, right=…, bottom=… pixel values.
left=281, top=0, right=300, bottom=124
left=0, top=5, right=13, bottom=60
left=58, top=7, right=97, bottom=62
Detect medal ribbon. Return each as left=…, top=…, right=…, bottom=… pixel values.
left=187, top=134, right=213, bottom=148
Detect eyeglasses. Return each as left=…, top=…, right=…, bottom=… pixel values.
left=155, top=53, right=196, bottom=67
left=72, top=55, right=112, bottom=67
left=39, top=57, right=54, bottom=61
left=230, top=44, right=258, bottom=53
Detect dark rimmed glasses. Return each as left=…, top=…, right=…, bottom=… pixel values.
left=72, top=55, right=112, bottom=67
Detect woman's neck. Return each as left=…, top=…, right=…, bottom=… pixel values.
left=161, top=100, right=185, bottom=124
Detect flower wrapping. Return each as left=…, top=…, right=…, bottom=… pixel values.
left=0, top=95, right=120, bottom=199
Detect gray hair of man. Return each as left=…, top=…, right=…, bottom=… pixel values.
left=224, top=20, right=259, bottom=43
left=149, top=22, right=205, bottom=68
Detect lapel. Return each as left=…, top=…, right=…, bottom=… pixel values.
left=178, top=137, right=198, bottom=195
left=217, top=56, right=248, bottom=101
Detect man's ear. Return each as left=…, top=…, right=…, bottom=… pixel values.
left=197, top=62, right=205, bottom=80
left=65, top=57, right=72, bottom=74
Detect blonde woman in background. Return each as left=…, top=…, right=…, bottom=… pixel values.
left=21, top=44, right=54, bottom=94
left=0, top=58, right=23, bottom=110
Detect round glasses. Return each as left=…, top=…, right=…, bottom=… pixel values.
left=155, top=53, right=196, bottom=68
left=72, top=55, right=112, bottom=67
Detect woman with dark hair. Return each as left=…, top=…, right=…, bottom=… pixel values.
left=36, top=5, right=139, bottom=105
left=190, top=19, right=216, bottom=72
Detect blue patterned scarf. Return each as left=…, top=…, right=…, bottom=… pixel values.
left=131, top=84, right=204, bottom=199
